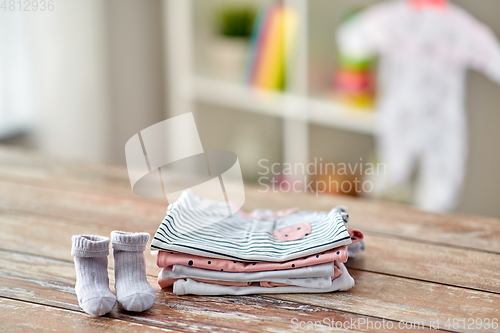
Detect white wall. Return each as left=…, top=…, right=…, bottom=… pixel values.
left=6, top=0, right=165, bottom=163
left=107, top=0, right=165, bottom=163
left=29, top=0, right=110, bottom=162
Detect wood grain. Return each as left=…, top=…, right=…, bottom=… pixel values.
left=2, top=146, right=500, bottom=333
left=1, top=207, right=499, bottom=295
left=0, top=180, right=166, bottom=231
left=273, top=269, right=500, bottom=333
left=0, top=250, right=433, bottom=333
left=0, top=144, right=499, bottom=254
left=0, top=210, right=160, bottom=274
left=242, top=187, right=500, bottom=254
left=0, top=298, right=179, bottom=333
left=1, top=230, right=496, bottom=332
left=346, top=233, right=500, bottom=293
left=0, top=146, right=137, bottom=196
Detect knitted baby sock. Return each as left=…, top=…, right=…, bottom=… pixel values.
left=111, top=231, right=155, bottom=312
left=71, top=235, right=116, bottom=316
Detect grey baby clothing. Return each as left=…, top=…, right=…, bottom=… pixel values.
left=161, top=262, right=337, bottom=288
left=172, top=262, right=354, bottom=296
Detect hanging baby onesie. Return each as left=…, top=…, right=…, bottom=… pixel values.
left=337, top=0, right=500, bottom=212
left=151, top=190, right=351, bottom=262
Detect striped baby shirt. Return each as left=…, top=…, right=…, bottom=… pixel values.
left=151, top=190, right=352, bottom=262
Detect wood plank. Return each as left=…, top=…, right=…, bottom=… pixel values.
left=346, top=233, right=500, bottom=294
left=1, top=225, right=497, bottom=333
left=242, top=187, right=500, bottom=254
left=1, top=207, right=499, bottom=295
left=2, top=242, right=497, bottom=332
left=271, top=269, right=500, bottom=333
left=1, top=170, right=499, bottom=258
left=0, top=145, right=499, bottom=254
left=0, top=146, right=136, bottom=196
left=0, top=181, right=166, bottom=231
left=0, top=250, right=423, bottom=333
left=0, top=209, right=160, bottom=274
left=1, top=146, right=500, bottom=332
left=0, top=298, right=179, bottom=333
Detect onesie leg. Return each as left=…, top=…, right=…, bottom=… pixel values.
left=415, top=125, right=467, bottom=212
left=374, top=123, right=418, bottom=196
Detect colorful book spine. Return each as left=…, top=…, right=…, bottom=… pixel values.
left=254, top=4, right=285, bottom=90
left=246, top=2, right=275, bottom=84
left=247, top=2, right=298, bottom=91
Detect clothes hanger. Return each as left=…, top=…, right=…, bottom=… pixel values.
left=408, top=0, right=448, bottom=10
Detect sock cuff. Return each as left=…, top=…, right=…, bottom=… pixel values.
left=71, top=235, right=110, bottom=257
left=111, top=231, right=150, bottom=252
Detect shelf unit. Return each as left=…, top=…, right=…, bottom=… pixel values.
left=192, top=76, right=376, bottom=135
left=163, top=0, right=375, bottom=174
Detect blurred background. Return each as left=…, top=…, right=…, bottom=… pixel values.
left=1, top=0, right=500, bottom=217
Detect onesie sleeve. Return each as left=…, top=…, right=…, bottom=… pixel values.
left=336, top=3, right=393, bottom=59
left=461, top=12, right=500, bottom=84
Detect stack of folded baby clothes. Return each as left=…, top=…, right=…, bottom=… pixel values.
left=151, top=190, right=365, bottom=296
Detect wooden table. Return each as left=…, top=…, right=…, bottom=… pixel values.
left=0, top=146, right=499, bottom=332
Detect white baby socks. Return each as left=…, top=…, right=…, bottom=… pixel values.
left=71, top=235, right=116, bottom=316
left=111, top=231, right=156, bottom=312
left=71, top=231, right=156, bottom=316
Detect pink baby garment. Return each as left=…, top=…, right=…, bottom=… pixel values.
left=157, top=245, right=348, bottom=272
left=157, top=261, right=343, bottom=289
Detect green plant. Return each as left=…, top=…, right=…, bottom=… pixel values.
left=215, top=5, right=256, bottom=38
